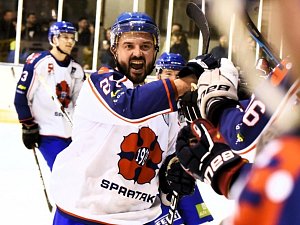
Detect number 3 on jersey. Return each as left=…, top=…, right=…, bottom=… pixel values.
left=20, top=71, right=29, bottom=82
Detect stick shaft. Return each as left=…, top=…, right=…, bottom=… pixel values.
left=166, top=2, right=211, bottom=224
left=186, top=1, right=210, bottom=54
left=32, top=147, right=53, bottom=212
left=244, top=10, right=281, bottom=68
left=38, top=75, right=73, bottom=126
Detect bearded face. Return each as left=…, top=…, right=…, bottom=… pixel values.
left=112, top=32, right=157, bottom=84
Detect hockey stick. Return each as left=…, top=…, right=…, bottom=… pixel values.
left=11, top=67, right=16, bottom=80
left=186, top=0, right=210, bottom=54
left=11, top=67, right=54, bottom=211
left=244, top=10, right=282, bottom=68
left=32, top=147, right=53, bottom=212
left=38, top=75, right=73, bottom=126
left=166, top=2, right=211, bottom=225
left=184, top=1, right=210, bottom=123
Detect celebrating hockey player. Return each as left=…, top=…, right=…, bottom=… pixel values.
left=14, top=21, right=85, bottom=170
left=49, top=12, right=219, bottom=225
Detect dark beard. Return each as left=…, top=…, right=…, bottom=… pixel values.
left=116, top=59, right=155, bottom=85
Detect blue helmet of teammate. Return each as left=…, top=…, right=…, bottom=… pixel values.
left=110, top=12, right=160, bottom=51
left=48, top=21, right=78, bottom=45
left=155, top=52, right=186, bottom=73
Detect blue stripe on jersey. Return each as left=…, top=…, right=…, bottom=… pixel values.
left=14, top=51, right=50, bottom=122
left=89, top=70, right=178, bottom=120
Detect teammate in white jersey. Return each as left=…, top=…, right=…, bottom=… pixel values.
left=50, top=12, right=218, bottom=225
left=149, top=52, right=213, bottom=225
left=14, top=21, right=85, bottom=170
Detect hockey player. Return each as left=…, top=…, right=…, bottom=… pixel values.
left=155, top=52, right=186, bottom=80
left=49, top=12, right=219, bottom=225
left=187, top=37, right=295, bottom=159
left=150, top=52, right=213, bottom=225
left=14, top=21, right=85, bottom=170
left=175, top=109, right=300, bottom=224
left=175, top=0, right=300, bottom=220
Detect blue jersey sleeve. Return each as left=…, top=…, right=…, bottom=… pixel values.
left=219, top=96, right=270, bottom=151
left=219, top=66, right=296, bottom=151
left=89, top=68, right=178, bottom=120
left=14, top=52, right=45, bottom=125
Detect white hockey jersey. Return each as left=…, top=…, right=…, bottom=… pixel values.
left=14, top=51, right=85, bottom=138
left=50, top=67, right=181, bottom=224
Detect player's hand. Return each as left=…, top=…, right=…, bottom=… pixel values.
left=22, top=123, right=40, bottom=149
left=218, top=58, right=239, bottom=89
left=166, top=156, right=196, bottom=196
left=197, top=58, right=239, bottom=126
left=159, top=154, right=195, bottom=201
left=176, top=118, right=246, bottom=195
left=178, top=53, right=219, bottom=79
left=179, top=90, right=201, bottom=123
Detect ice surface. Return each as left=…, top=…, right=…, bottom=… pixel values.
left=0, top=123, right=53, bottom=225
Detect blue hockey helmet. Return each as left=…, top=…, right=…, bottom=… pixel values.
left=48, top=21, right=78, bottom=45
left=155, top=52, right=186, bottom=72
left=110, top=12, right=160, bottom=51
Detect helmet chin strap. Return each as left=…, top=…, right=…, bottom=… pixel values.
left=53, top=36, right=70, bottom=56
left=56, top=45, right=69, bottom=56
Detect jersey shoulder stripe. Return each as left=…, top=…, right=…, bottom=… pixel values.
left=87, top=69, right=177, bottom=123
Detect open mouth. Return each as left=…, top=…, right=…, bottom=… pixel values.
left=130, top=60, right=144, bottom=70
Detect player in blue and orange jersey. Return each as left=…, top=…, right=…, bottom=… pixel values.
left=176, top=114, right=300, bottom=225
left=195, top=52, right=296, bottom=162
left=175, top=0, right=300, bottom=222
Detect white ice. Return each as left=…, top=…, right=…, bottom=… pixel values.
left=0, top=122, right=54, bottom=225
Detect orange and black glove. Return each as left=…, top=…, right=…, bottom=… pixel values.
left=176, top=118, right=248, bottom=196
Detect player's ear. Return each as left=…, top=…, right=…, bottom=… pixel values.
left=110, top=46, right=118, bottom=60
left=53, top=36, right=59, bottom=46
left=110, top=45, right=116, bottom=55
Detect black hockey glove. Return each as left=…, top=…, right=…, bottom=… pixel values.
left=159, top=154, right=195, bottom=202
left=177, top=53, right=219, bottom=79
left=22, top=123, right=40, bottom=149
left=179, top=90, right=201, bottom=123
left=176, top=119, right=248, bottom=196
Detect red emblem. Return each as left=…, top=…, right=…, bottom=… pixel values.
left=56, top=80, right=71, bottom=108
left=118, top=127, right=163, bottom=184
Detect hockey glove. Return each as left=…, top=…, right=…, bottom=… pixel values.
left=159, top=154, right=195, bottom=202
left=179, top=90, right=201, bottom=123
left=22, top=123, right=40, bottom=149
left=197, top=58, right=239, bottom=126
left=177, top=54, right=219, bottom=79
left=176, top=119, right=248, bottom=196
